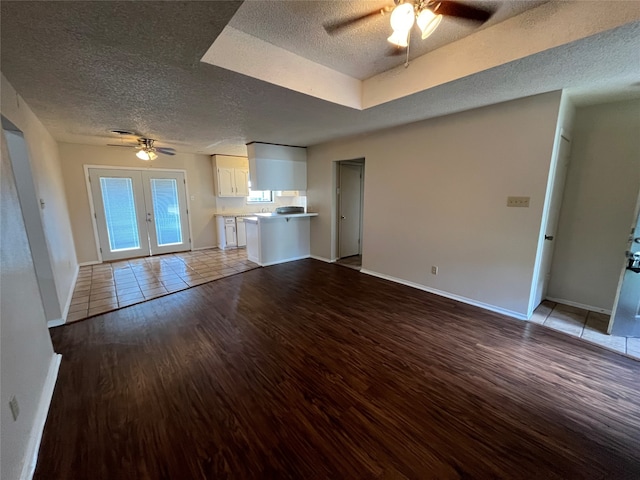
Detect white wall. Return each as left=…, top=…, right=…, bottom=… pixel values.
left=58, top=143, right=217, bottom=263
left=1, top=75, right=78, bottom=322
left=308, top=92, right=562, bottom=318
left=1, top=127, right=57, bottom=480
left=548, top=99, right=640, bottom=311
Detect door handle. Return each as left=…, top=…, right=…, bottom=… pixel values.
left=341, top=216, right=346, bottom=219
left=544, top=235, right=554, bottom=241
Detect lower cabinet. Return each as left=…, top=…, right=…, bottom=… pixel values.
left=236, top=217, right=247, bottom=247
left=216, top=216, right=247, bottom=249
left=216, top=216, right=237, bottom=249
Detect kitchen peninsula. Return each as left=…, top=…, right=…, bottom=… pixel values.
left=245, top=213, right=318, bottom=266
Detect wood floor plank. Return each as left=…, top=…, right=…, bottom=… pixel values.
left=36, top=259, right=640, bottom=479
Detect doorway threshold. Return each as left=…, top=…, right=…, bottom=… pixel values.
left=336, top=255, right=362, bottom=271
left=529, top=300, right=640, bottom=359
left=62, top=248, right=258, bottom=325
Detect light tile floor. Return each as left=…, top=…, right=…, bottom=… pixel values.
left=67, top=248, right=258, bottom=323
left=336, top=255, right=362, bottom=271
left=530, top=300, right=639, bottom=359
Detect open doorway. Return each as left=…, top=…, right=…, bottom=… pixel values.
left=336, top=159, right=364, bottom=270
left=2, top=116, right=62, bottom=322
left=610, top=192, right=640, bottom=337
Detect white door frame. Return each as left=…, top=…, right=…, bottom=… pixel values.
left=528, top=128, right=571, bottom=315
left=2, top=116, right=62, bottom=320
left=335, top=158, right=365, bottom=261
left=608, top=187, right=640, bottom=334
left=83, top=165, right=194, bottom=263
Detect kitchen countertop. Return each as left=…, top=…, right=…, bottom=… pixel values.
left=244, top=213, right=317, bottom=224
left=255, top=212, right=318, bottom=218
left=213, top=212, right=263, bottom=217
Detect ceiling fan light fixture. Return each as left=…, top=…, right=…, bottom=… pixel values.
left=387, top=30, right=410, bottom=47
left=417, top=9, right=442, bottom=39
left=136, top=149, right=157, bottom=161
left=389, top=2, right=415, bottom=32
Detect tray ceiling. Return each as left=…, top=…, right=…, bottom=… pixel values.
left=1, top=1, right=639, bottom=156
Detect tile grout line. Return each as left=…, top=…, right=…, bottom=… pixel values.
left=538, top=303, right=634, bottom=357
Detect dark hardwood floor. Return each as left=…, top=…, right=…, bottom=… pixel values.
left=37, top=259, right=640, bottom=479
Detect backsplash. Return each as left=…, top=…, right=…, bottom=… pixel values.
left=215, top=192, right=307, bottom=215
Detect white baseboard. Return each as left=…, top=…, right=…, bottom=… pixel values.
left=78, top=260, right=100, bottom=267
left=61, top=264, right=79, bottom=320
left=545, top=297, right=612, bottom=315
left=47, top=264, right=79, bottom=328
left=20, top=353, right=62, bottom=480
left=309, top=255, right=334, bottom=263
left=191, top=245, right=218, bottom=251
left=47, top=318, right=65, bottom=328
left=360, top=269, right=528, bottom=321
left=261, top=254, right=310, bottom=267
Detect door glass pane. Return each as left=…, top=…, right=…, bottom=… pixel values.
left=150, top=178, right=182, bottom=246
left=99, top=177, right=140, bottom=251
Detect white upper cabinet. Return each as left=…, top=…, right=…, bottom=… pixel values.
left=234, top=168, right=250, bottom=196
left=213, top=155, right=250, bottom=197
left=247, top=143, right=307, bottom=191
left=217, top=167, right=235, bottom=196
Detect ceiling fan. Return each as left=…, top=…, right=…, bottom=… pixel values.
left=107, top=134, right=176, bottom=161
left=324, top=0, right=495, bottom=48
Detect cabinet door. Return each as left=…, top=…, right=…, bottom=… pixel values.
left=216, top=216, right=226, bottom=248
left=217, top=167, right=235, bottom=197
left=224, top=224, right=237, bottom=247
left=236, top=219, right=247, bottom=247
left=235, top=168, right=250, bottom=197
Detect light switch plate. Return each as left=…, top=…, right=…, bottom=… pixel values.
left=507, top=196, right=530, bottom=207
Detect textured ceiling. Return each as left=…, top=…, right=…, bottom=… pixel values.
left=230, top=0, right=549, bottom=80
left=1, top=1, right=639, bottom=157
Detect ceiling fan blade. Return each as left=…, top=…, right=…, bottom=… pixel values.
left=324, top=6, right=392, bottom=35
left=432, top=1, right=494, bottom=23
left=156, top=147, right=176, bottom=156
left=107, top=143, right=138, bottom=148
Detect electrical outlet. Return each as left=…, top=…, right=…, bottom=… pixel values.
left=507, top=196, right=530, bottom=207
left=9, top=396, right=19, bottom=421
left=431, top=266, right=438, bottom=275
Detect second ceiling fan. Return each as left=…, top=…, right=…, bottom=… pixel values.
left=108, top=135, right=176, bottom=161
left=325, top=0, right=495, bottom=48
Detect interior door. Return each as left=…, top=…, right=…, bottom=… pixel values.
left=89, top=169, right=150, bottom=261
left=89, top=168, right=190, bottom=261
left=534, top=135, right=571, bottom=306
left=339, top=163, right=363, bottom=258
left=141, top=171, right=191, bottom=255
left=610, top=202, right=640, bottom=336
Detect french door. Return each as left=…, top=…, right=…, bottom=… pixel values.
left=89, top=168, right=190, bottom=261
